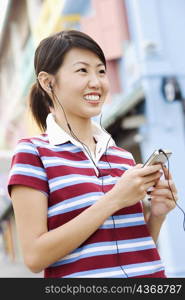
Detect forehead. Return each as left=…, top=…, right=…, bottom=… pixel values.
left=62, top=47, right=104, bottom=66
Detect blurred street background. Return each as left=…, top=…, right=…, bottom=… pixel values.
left=0, top=0, right=185, bottom=278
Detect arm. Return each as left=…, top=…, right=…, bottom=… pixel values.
left=11, top=164, right=161, bottom=273
left=11, top=185, right=118, bottom=273
left=142, top=200, right=166, bottom=243
left=146, top=215, right=166, bottom=243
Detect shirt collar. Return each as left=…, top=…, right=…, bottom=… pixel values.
left=46, top=113, right=115, bottom=148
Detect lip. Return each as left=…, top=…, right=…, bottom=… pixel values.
left=83, top=92, right=101, bottom=97
left=85, top=100, right=101, bottom=104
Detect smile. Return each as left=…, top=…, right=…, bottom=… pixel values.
left=83, top=95, right=100, bottom=101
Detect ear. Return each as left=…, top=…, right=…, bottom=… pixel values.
left=37, top=71, right=55, bottom=93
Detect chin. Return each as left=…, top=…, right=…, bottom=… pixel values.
left=78, top=104, right=104, bottom=119
left=85, top=110, right=102, bottom=119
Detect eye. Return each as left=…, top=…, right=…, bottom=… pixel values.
left=99, top=69, right=106, bottom=74
left=77, top=68, right=87, bottom=73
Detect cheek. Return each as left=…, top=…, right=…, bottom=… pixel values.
left=103, top=79, right=109, bottom=94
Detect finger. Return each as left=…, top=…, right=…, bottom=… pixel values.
left=132, top=164, right=143, bottom=169
left=143, top=171, right=162, bottom=184
left=156, top=179, right=177, bottom=193
left=139, top=164, right=162, bottom=176
left=151, top=197, right=177, bottom=209
left=151, top=188, right=176, bottom=200
left=144, top=181, right=157, bottom=190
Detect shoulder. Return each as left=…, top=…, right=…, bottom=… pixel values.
left=8, top=134, right=50, bottom=195
left=11, top=134, right=50, bottom=161
left=107, top=145, right=136, bottom=167
left=110, top=145, right=135, bottom=159
left=17, top=133, right=49, bottom=145
left=15, top=134, right=49, bottom=150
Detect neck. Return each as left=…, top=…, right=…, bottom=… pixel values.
left=55, top=113, right=95, bottom=147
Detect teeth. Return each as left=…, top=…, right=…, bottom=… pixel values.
left=84, top=95, right=100, bottom=101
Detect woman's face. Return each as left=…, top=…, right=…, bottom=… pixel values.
left=53, top=47, right=109, bottom=120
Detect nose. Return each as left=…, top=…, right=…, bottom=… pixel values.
left=88, top=73, right=101, bottom=89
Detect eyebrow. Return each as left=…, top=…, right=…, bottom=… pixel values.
left=73, top=61, right=105, bottom=68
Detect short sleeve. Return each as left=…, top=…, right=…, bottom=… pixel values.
left=129, top=152, right=136, bottom=166
left=7, top=139, right=49, bottom=197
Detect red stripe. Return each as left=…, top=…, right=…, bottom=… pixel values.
left=48, top=183, right=115, bottom=206
left=47, top=166, right=95, bottom=179
left=102, top=155, right=134, bottom=165
left=45, top=249, right=163, bottom=278
left=38, top=147, right=86, bottom=161
left=133, top=270, right=166, bottom=278
left=12, top=152, right=43, bottom=167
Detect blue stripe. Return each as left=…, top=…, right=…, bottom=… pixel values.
left=113, top=213, right=143, bottom=220
left=34, top=141, right=82, bottom=153
left=10, top=170, right=47, bottom=181
left=48, top=192, right=102, bottom=210
left=15, top=148, right=37, bottom=155
left=15, top=142, right=38, bottom=155
left=12, top=163, right=46, bottom=172
left=32, top=141, right=82, bottom=153
left=101, top=220, right=145, bottom=229
left=17, top=141, right=82, bottom=154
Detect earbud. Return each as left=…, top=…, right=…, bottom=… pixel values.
left=48, top=82, right=53, bottom=91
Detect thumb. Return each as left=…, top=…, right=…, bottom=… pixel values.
left=133, top=163, right=143, bottom=169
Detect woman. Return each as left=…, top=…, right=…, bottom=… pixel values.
left=8, top=30, right=177, bottom=278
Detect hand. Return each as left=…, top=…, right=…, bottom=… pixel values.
left=108, top=164, right=162, bottom=210
left=149, top=165, right=178, bottom=217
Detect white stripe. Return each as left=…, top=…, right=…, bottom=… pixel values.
left=49, top=195, right=98, bottom=214
left=76, top=270, right=122, bottom=278
left=10, top=166, right=46, bottom=177
left=119, top=240, right=154, bottom=249
left=30, top=140, right=78, bottom=151
left=31, top=136, right=48, bottom=141
left=50, top=176, right=118, bottom=189
left=62, top=240, right=154, bottom=261
left=103, top=216, right=144, bottom=225
left=44, top=160, right=132, bottom=169
left=98, top=162, right=131, bottom=169
left=31, top=142, right=58, bottom=149
left=63, top=245, right=117, bottom=261
left=129, top=263, right=163, bottom=274
left=108, top=150, right=133, bottom=159
left=15, top=144, right=38, bottom=153
left=43, top=158, right=92, bottom=167
left=50, top=176, right=88, bottom=188
left=76, top=263, right=163, bottom=278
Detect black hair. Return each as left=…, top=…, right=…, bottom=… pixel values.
left=29, top=30, right=106, bottom=131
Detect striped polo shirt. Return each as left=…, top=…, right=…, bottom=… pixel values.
left=8, top=113, right=166, bottom=278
